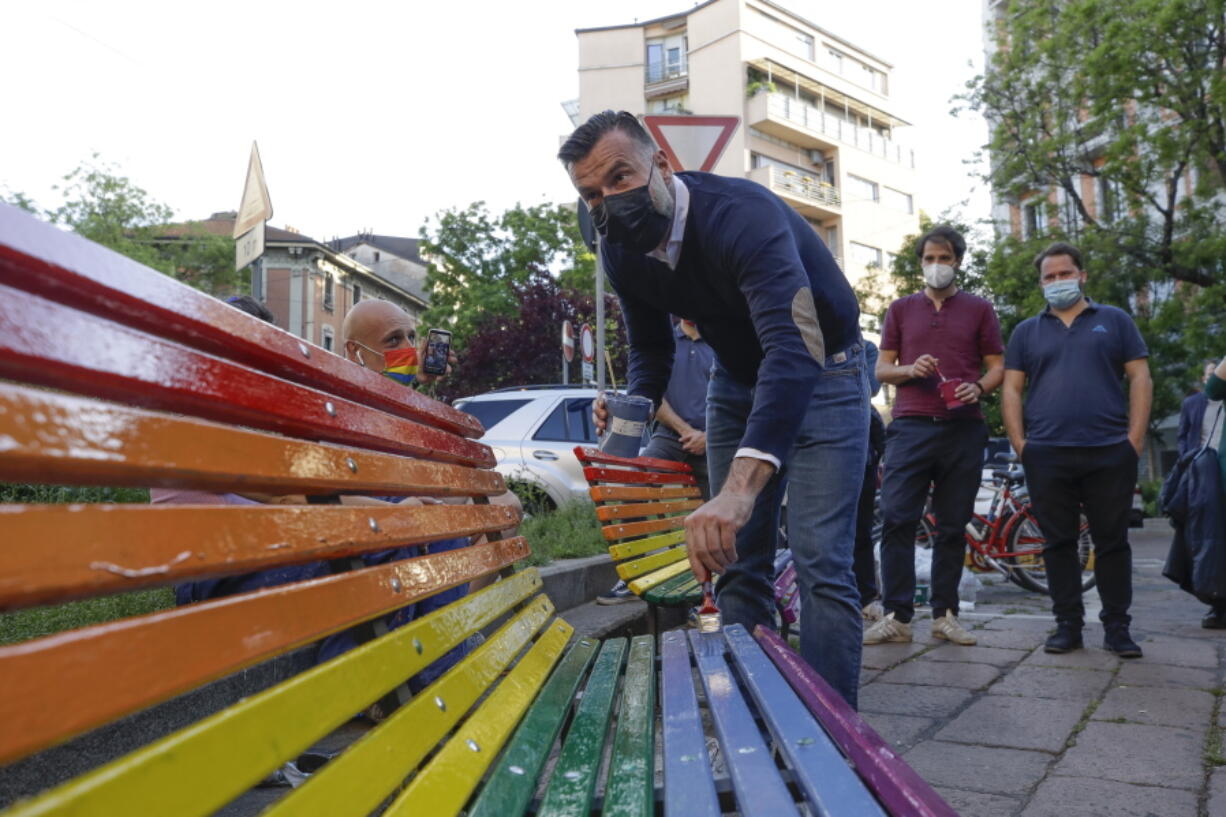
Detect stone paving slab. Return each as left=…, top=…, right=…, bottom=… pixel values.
left=860, top=668, right=881, bottom=685
left=1052, top=722, right=1204, bottom=790
left=859, top=711, right=934, bottom=750
left=931, top=787, right=1020, bottom=817
left=860, top=641, right=929, bottom=670
left=918, top=644, right=1028, bottom=667
left=903, top=740, right=1052, bottom=796
left=1131, top=636, right=1219, bottom=668
left=965, top=627, right=1048, bottom=650
left=857, top=683, right=973, bottom=719
left=1091, top=685, right=1215, bottom=729
left=988, top=665, right=1113, bottom=703
left=1115, top=660, right=1217, bottom=690
left=1019, top=775, right=1198, bottom=817
left=1020, top=646, right=1121, bottom=672
left=936, top=695, right=1086, bottom=753
left=1208, top=767, right=1226, bottom=817
left=979, top=616, right=1056, bottom=632
left=877, top=659, right=1001, bottom=689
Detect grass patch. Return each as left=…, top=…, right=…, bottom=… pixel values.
left=516, top=501, right=608, bottom=568
left=1206, top=693, right=1226, bottom=767
left=0, top=484, right=150, bottom=504
left=0, top=588, right=175, bottom=646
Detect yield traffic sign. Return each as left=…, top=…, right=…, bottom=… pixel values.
left=642, top=115, right=740, bottom=172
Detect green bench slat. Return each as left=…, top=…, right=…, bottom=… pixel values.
left=600, top=635, right=657, bottom=817
left=467, top=638, right=601, bottom=817
left=537, top=638, right=628, bottom=817
left=642, top=572, right=702, bottom=606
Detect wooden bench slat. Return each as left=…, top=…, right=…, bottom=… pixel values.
left=582, top=467, right=697, bottom=486
left=688, top=630, right=802, bottom=817
left=0, top=284, right=494, bottom=468
left=660, top=630, right=721, bottom=817
left=467, top=638, right=601, bottom=817
left=595, top=499, right=702, bottom=522
left=627, top=559, right=693, bottom=596
left=385, top=619, right=575, bottom=817
left=536, top=638, right=628, bottom=817
left=0, top=204, right=483, bottom=438
left=0, top=571, right=544, bottom=817
left=607, top=529, right=687, bottom=561
left=641, top=572, right=702, bottom=605
left=600, top=634, right=656, bottom=817
left=601, top=515, right=687, bottom=541
left=0, top=538, right=529, bottom=765
left=0, top=503, right=519, bottom=610
left=589, top=485, right=701, bottom=503
left=723, top=626, right=887, bottom=817
left=0, top=384, right=504, bottom=498
left=616, top=544, right=689, bottom=581
left=573, top=446, right=693, bottom=473
left=263, top=594, right=557, bottom=817
left=754, top=627, right=960, bottom=817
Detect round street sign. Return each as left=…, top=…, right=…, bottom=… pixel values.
left=562, top=320, right=575, bottom=362
left=580, top=324, right=595, bottom=363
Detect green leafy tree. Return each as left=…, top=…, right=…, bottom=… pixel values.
left=962, top=0, right=1226, bottom=427
left=420, top=202, right=595, bottom=345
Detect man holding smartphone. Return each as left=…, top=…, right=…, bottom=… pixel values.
left=560, top=111, right=868, bottom=707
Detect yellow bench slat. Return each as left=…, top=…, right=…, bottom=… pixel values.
left=263, top=595, right=557, bottom=817
left=0, top=571, right=543, bottom=817
left=607, top=529, right=687, bottom=561
left=627, top=559, right=693, bottom=594
left=384, top=619, right=574, bottom=817
left=616, top=545, right=688, bottom=581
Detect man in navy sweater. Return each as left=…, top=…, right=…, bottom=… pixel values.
left=559, top=111, right=869, bottom=706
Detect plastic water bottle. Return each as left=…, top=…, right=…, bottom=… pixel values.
left=958, top=568, right=981, bottom=611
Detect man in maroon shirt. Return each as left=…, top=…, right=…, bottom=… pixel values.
left=865, top=225, right=1005, bottom=646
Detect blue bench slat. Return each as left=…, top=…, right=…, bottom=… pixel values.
left=659, top=630, right=721, bottom=817
left=723, top=625, right=888, bottom=817
left=686, top=630, right=800, bottom=817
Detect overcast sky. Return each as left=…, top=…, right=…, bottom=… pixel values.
left=1, top=0, right=991, bottom=242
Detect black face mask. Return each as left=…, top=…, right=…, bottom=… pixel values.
left=590, top=166, right=672, bottom=254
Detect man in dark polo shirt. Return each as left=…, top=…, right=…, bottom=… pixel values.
left=866, top=225, right=1004, bottom=647
left=1002, top=241, right=1152, bottom=657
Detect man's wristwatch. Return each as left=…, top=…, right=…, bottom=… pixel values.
left=973, top=381, right=986, bottom=396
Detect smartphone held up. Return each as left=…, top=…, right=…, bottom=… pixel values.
left=422, top=328, right=452, bottom=376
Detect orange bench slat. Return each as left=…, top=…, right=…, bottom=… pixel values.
left=601, top=516, right=687, bottom=542
left=594, top=499, right=702, bottom=521
left=589, top=485, right=702, bottom=503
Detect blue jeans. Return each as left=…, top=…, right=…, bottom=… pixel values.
left=706, top=347, right=869, bottom=708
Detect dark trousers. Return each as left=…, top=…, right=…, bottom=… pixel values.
left=642, top=430, right=711, bottom=500
left=880, top=417, right=987, bottom=623
left=1022, top=440, right=1137, bottom=627
left=853, top=448, right=882, bottom=606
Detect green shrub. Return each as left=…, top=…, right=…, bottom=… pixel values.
left=516, top=501, right=607, bottom=568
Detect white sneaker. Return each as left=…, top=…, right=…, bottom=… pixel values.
left=863, top=612, right=912, bottom=645
left=862, top=600, right=885, bottom=623
left=932, top=611, right=977, bottom=646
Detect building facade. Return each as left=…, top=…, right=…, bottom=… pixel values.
left=573, top=0, right=920, bottom=312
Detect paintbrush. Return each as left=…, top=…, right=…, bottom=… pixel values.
left=696, top=580, right=721, bottom=633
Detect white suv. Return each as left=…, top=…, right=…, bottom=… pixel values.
left=454, top=386, right=604, bottom=513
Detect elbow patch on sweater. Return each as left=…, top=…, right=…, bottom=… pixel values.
left=791, top=287, right=826, bottom=362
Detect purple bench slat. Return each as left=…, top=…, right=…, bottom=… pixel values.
left=753, top=627, right=959, bottom=817
left=659, top=630, right=721, bottom=817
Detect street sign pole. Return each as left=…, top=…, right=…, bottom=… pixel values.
left=596, top=236, right=606, bottom=394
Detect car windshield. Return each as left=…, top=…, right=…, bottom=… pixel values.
left=455, top=398, right=532, bottom=432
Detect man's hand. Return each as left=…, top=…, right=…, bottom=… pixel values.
left=910, top=354, right=939, bottom=380
left=679, top=428, right=706, bottom=455
left=592, top=394, right=608, bottom=437
left=954, top=381, right=981, bottom=404
left=685, top=490, right=754, bottom=581
left=414, top=342, right=458, bottom=385
left=1129, top=433, right=1145, bottom=457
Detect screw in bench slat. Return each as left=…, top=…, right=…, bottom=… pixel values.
left=467, top=739, right=481, bottom=752
left=435, top=696, right=447, bottom=712
left=413, top=638, right=424, bottom=654
left=325, top=401, right=336, bottom=417
left=298, top=343, right=311, bottom=358
left=368, top=517, right=381, bottom=532
left=346, top=457, right=358, bottom=473
left=390, top=578, right=402, bottom=593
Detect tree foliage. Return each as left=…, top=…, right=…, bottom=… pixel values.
left=420, top=202, right=595, bottom=346
left=962, top=0, right=1226, bottom=426
left=433, top=268, right=627, bottom=402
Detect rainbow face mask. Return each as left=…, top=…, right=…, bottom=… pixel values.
left=382, top=346, right=419, bottom=385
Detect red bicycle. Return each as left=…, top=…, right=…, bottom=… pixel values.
left=915, top=461, right=1095, bottom=594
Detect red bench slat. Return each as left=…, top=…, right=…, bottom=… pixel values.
left=573, top=446, right=694, bottom=473
left=582, top=467, right=698, bottom=486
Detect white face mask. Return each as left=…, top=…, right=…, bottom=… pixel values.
left=923, top=263, right=956, bottom=290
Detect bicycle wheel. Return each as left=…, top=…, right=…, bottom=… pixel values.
left=1003, top=511, right=1096, bottom=594
left=914, top=515, right=936, bottom=550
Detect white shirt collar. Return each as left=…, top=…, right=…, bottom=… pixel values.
left=648, top=174, right=688, bottom=270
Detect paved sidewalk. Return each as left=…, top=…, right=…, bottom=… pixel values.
left=859, top=519, right=1225, bottom=817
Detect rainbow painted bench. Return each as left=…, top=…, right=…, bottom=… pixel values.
left=0, top=202, right=953, bottom=817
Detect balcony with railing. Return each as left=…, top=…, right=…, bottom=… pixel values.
left=748, top=91, right=915, bottom=168
left=748, top=165, right=841, bottom=220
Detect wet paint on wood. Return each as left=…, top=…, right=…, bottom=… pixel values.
left=659, top=630, right=720, bottom=817
left=573, top=447, right=693, bottom=473
left=600, top=635, right=656, bottom=817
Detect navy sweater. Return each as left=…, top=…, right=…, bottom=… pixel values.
left=603, top=171, right=860, bottom=464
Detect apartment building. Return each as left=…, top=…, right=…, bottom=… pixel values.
left=573, top=0, right=920, bottom=311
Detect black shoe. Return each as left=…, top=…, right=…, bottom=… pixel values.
left=1044, top=624, right=1083, bottom=654
left=1202, top=609, right=1226, bottom=630
left=1103, top=625, right=1143, bottom=658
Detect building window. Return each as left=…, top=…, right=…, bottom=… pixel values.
left=353, top=283, right=362, bottom=304
left=848, top=174, right=879, bottom=203
left=826, top=226, right=839, bottom=257
left=646, top=34, right=687, bottom=83
left=323, top=274, right=335, bottom=312
left=1097, top=176, right=1117, bottom=222
left=1022, top=200, right=1044, bottom=239
left=647, top=93, right=690, bottom=114
left=321, top=325, right=334, bottom=352
left=826, top=47, right=845, bottom=74
left=882, top=187, right=913, bottom=213
left=850, top=241, right=883, bottom=269
left=795, top=31, right=815, bottom=61
left=373, top=251, right=380, bottom=262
